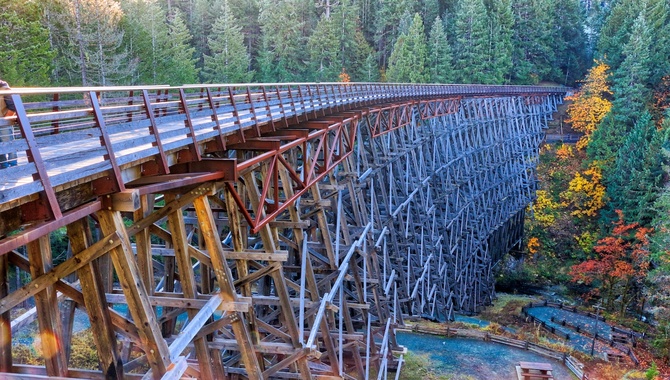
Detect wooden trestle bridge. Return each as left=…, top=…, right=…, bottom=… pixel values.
left=0, top=83, right=566, bottom=379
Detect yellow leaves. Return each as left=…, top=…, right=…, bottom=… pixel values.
left=555, top=144, right=573, bottom=160
left=565, top=61, right=612, bottom=150
left=560, top=163, right=606, bottom=217
left=528, top=237, right=540, bottom=255
left=532, top=190, right=560, bottom=227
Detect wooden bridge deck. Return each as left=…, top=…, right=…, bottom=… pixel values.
left=1, top=83, right=562, bottom=214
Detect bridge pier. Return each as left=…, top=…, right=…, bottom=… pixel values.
left=0, top=84, right=563, bottom=379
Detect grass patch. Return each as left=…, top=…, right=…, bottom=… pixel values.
left=397, top=352, right=476, bottom=380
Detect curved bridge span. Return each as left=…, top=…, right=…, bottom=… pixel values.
left=0, top=83, right=565, bottom=379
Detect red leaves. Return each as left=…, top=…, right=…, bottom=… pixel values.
left=569, top=210, right=652, bottom=309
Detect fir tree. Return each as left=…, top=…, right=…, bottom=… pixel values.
left=307, top=15, right=340, bottom=81
left=257, top=0, right=309, bottom=82
left=202, top=0, right=253, bottom=83
left=427, top=16, right=453, bottom=83
left=607, top=112, right=668, bottom=224
left=0, top=1, right=54, bottom=86
left=387, top=13, right=428, bottom=83
left=486, top=0, right=513, bottom=84
left=611, top=9, right=653, bottom=127
left=453, top=0, right=489, bottom=83
left=162, top=10, right=199, bottom=85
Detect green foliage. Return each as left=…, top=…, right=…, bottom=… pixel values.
left=452, top=0, right=489, bottom=83
left=202, top=0, right=253, bottom=83
left=257, top=0, right=311, bottom=82
left=0, top=2, right=54, bottom=86
left=645, top=361, right=659, bottom=380
left=307, top=15, right=340, bottom=82
left=607, top=112, right=668, bottom=225
left=162, top=11, right=199, bottom=85
left=427, top=16, right=453, bottom=83
left=107, top=0, right=199, bottom=86
left=387, top=13, right=429, bottom=83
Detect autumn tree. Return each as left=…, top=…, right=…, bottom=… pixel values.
left=560, top=162, right=607, bottom=218
left=570, top=210, right=652, bottom=315
left=565, top=61, right=612, bottom=150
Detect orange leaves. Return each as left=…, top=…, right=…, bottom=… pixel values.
left=569, top=210, right=652, bottom=311
left=555, top=144, right=574, bottom=160
left=565, top=61, right=612, bottom=150
left=560, top=163, right=606, bottom=217
left=528, top=237, right=540, bottom=255
left=338, top=68, right=351, bottom=83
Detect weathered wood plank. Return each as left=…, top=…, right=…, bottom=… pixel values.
left=68, top=219, right=125, bottom=380
left=26, top=236, right=68, bottom=376
left=97, top=210, right=170, bottom=378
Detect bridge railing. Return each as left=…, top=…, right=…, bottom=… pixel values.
left=0, top=83, right=567, bottom=215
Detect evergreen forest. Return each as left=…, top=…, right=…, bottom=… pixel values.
left=5, top=0, right=670, bottom=369
left=1, top=0, right=591, bottom=87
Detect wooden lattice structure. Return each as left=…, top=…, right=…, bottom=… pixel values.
left=0, top=83, right=565, bottom=379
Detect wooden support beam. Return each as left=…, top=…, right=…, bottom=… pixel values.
left=193, top=195, right=263, bottom=379
left=0, top=253, right=10, bottom=372
left=26, top=236, right=68, bottom=377
left=164, top=192, right=214, bottom=379
left=67, top=219, right=125, bottom=380
left=97, top=210, right=170, bottom=378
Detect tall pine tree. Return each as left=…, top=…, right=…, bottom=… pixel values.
left=202, top=0, right=253, bottom=83
left=387, top=13, right=428, bottom=83
left=427, top=16, right=453, bottom=83
left=453, top=0, right=489, bottom=83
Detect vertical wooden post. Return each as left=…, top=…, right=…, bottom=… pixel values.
left=0, top=254, right=11, bottom=372
left=164, top=193, right=214, bottom=380
left=26, top=235, right=67, bottom=376
left=68, top=218, right=124, bottom=379
left=97, top=210, right=170, bottom=378
left=193, top=194, right=263, bottom=380
left=134, top=195, right=154, bottom=293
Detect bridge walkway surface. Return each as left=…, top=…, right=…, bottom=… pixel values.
left=0, top=82, right=566, bottom=379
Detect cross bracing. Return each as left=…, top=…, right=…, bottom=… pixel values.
left=0, top=83, right=564, bottom=379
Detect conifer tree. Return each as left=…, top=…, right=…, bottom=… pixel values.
left=611, top=10, right=653, bottom=127
left=121, top=0, right=168, bottom=85
left=307, top=15, right=340, bottom=81
left=374, top=0, right=414, bottom=69
left=453, top=0, right=489, bottom=83
left=607, top=112, right=668, bottom=224
left=257, top=0, right=309, bottom=82
left=387, top=13, right=428, bottom=83
left=161, top=10, right=199, bottom=85
left=597, top=0, right=640, bottom=73
left=0, top=1, right=54, bottom=86
left=486, top=0, right=513, bottom=84
left=427, top=16, right=453, bottom=83
left=510, top=0, right=556, bottom=84
left=202, top=0, right=252, bottom=83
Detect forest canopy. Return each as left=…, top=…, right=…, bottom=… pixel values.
left=0, top=0, right=592, bottom=87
